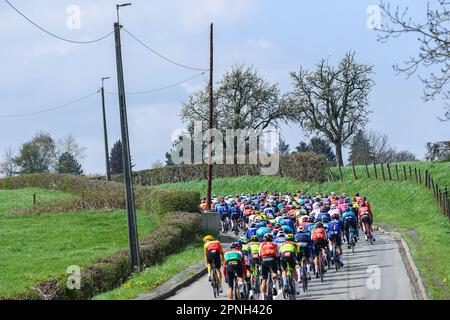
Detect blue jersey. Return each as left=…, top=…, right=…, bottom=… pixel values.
left=275, top=236, right=286, bottom=245
left=264, top=207, right=275, bottom=215
left=342, top=211, right=357, bottom=221
left=295, top=232, right=310, bottom=243
left=316, top=212, right=331, bottom=223
left=245, top=228, right=258, bottom=239
left=327, top=220, right=342, bottom=235
left=281, top=225, right=294, bottom=235
left=280, top=218, right=295, bottom=230
left=256, top=227, right=271, bottom=239
left=217, top=205, right=229, bottom=215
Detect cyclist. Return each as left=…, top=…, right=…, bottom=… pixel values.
left=245, top=222, right=259, bottom=239
left=223, top=241, right=247, bottom=300
left=230, top=202, right=241, bottom=230
left=217, top=201, right=230, bottom=232
left=279, top=233, right=300, bottom=295
left=327, top=213, right=344, bottom=267
left=259, top=233, right=280, bottom=299
left=342, top=207, right=358, bottom=248
left=311, top=221, right=328, bottom=278
left=256, top=222, right=272, bottom=241
left=203, top=235, right=224, bottom=293
left=295, top=226, right=312, bottom=280
left=359, top=200, right=375, bottom=241
left=247, top=235, right=261, bottom=299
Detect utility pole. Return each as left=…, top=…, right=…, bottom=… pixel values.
left=101, top=77, right=111, bottom=182
left=206, top=23, right=214, bottom=211
left=114, top=3, right=140, bottom=270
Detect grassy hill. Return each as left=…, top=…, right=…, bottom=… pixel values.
left=0, top=188, right=159, bottom=298
left=155, top=165, right=450, bottom=300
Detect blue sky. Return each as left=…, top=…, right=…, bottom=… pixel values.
left=0, top=0, right=448, bottom=175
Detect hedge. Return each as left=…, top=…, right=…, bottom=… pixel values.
left=11, top=212, right=201, bottom=300
left=0, top=174, right=200, bottom=216
left=113, top=152, right=326, bottom=186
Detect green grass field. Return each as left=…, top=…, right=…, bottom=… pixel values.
left=92, top=244, right=203, bottom=300
left=0, top=188, right=159, bottom=298
left=155, top=170, right=450, bottom=300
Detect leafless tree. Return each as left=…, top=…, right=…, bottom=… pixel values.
left=285, top=52, right=374, bottom=166
left=0, top=147, right=18, bottom=177
left=376, top=0, right=450, bottom=120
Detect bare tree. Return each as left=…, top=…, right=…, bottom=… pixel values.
left=286, top=52, right=374, bottom=166
left=181, top=65, right=288, bottom=132
left=376, top=0, right=450, bottom=120
left=369, top=130, right=417, bottom=162
left=0, top=148, right=17, bottom=177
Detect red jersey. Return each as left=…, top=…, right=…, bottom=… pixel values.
left=259, top=242, right=278, bottom=258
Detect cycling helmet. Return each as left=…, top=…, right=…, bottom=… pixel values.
left=259, top=221, right=267, bottom=228
left=250, top=222, right=257, bottom=228
left=231, top=241, right=242, bottom=249
left=286, top=234, right=294, bottom=241
left=239, top=236, right=249, bottom=244
left=278, top=232, right=286, bottom=238
left=331, top=213, right=340, bottom=220
left=264, top=233, right=273, bottom=242
left=315, top=221, right=324, bottom=228
left=203, top=235, right=214, bottom=242
left=250, top=235, right=259, bottom=242
left=297, top=226, right=305, bottom=233
left=308, top=216, right=315, bottom=223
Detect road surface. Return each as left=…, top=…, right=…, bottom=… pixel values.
left=170, top=231, right=415, bottom=300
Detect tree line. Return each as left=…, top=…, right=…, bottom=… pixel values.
left=0, top=133, right=130, bottom=177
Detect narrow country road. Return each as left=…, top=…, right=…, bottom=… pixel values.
left=170, top=231, right=415, bottom=300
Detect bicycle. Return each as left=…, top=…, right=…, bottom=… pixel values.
left=232, top=221, right=239, bottom=236
left=265, top=272, right=274, bottom=300
left=223, top=217, right=231, bottom=234
left=233, top=271, right=245, bottom=300
left=349, top=227, right=356, bottom=253
left=282, top=261, right=296, bottom=300
left=317, top=247, right=325, bottom=283
left=210, top=260, right=220, bottom=298
left=300, top=256, right=308, bottom=292
left=251, top=262, right=261, bottom=300
left=332, top=239, right=341, bottom=272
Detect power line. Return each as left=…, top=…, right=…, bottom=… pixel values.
left=0, top=91, right=99, bottom=119
left=105, top=72, right=207, bottom=95
left=122, top=27, right=210, bottom=72
left=3, top=0, right=114, bottom=44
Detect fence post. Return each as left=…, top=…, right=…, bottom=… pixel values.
left=425, top=170, right=429, bottom=187
left=381, top=163, right=386, bottom=180
left=328, top=167, right=335, bottom=182
left=414, top=167, right=418, bottom=183
left=431, top=178, right=435, bottom=198
left=33, top=194, right=36, bottom=208
left=418, top=169, right=422, bottom=185
left=365, top=160, right=370, bottom=178
left=395, top=164, right=399, bottom=180
left=373, top=163, right=378, bottom=179
left=444, top=187, right=448, bottom=215
left=409, top=166, right=412, bottom=180
left=338, top=165, right=343, bottom=181
left=403, top=166, right=407, bottom=180
left=352, top=162, right=357, bottom=180
left=387, top=163, right=392, bottom=181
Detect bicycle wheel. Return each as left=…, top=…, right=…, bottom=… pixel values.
left=302, top=265, right=308, bottom=292
left=319, top=253, right=324, bottom=283
left=289, top=278, right=296, bottom=300
left=334, top=244, right=339, bottom=272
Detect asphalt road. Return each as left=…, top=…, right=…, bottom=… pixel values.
left=170, top=231, right=415, bottom=300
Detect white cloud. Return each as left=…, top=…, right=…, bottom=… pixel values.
left=248, top=39, right=273, bottom=49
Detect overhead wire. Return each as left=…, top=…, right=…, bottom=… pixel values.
left=122, top=27, right=210, bottom=72
left=3, top=0, right=114, bottom=44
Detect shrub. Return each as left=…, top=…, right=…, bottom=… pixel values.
left=11, top=212, right=201, bottom=300
left=147, top=190, right=200, bottom=217
left=113, top=152, right=327, bottom=186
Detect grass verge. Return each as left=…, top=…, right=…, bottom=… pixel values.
left=92, top=243, right=203, bottom=300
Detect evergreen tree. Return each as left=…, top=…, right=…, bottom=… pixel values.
left=348, top=130, right=375, bottom=164
left=279, top=138, right=290, bottom=156
left=110, top=140, right=123, bottom=175
left=294, top=137, right=336, bottom=165
left=56, top=152, right=83, bottom=175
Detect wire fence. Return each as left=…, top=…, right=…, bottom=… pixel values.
left=328, top=162, right=450, bottom=220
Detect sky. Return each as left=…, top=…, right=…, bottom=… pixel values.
left=0, top=0, right=448, bottom=175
